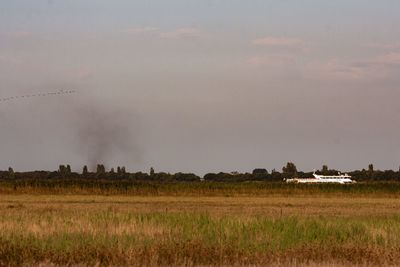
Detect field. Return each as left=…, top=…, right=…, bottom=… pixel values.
left=1, top=183, right=400, bottom=266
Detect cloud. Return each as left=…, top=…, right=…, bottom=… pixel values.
left=356, top=53, right=400, bottom=68
left=12, top=31, right=33, bottom=38
left=122, top=27, right=159, bottom=35
left=246, top=51, right=400, bottom=82
left=366, top=42, right=400, bottom=51
left=305, top=53, right=400, bottom=81
left=76, top=67, right=94, bottom=80
left=0, top=53, right=20, bottom=65
left=122, top=27, right=203, bottom=40
left=0, top=31, right=34, bottom=41
left=305, top=60, right=365, bottom=80
left=159, top=28, right=202, bottom=40
left=245, top=54, right=303, bottom=80
left=246, top=54, right=295, bottom=68
left=252, top=36, right=306, bottom=47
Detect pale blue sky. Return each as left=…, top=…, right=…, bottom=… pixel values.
left=1, top=1, right=400, bottom=174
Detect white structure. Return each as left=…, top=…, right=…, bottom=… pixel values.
left=285, top=172, right=355, bottom=184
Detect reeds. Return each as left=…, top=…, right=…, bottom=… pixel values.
left=2, top=181, right=400, bottom=266
left=2, top=180, right=400, bottom=197
left=1, top=205, right=400, bottom=266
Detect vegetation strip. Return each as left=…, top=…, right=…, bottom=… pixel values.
left=1, top=194, right=400, bottom=266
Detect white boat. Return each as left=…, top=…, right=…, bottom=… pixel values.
left=285, top=172, right=355, bottom=184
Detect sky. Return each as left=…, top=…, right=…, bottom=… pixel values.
left=1, top=0, right=400, bottom=175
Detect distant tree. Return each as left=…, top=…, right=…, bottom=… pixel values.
left=150, top=167, right=155, bottom=176
left=110, top=168, right=115, bottom=174
left=8, top=167, right=15, bottom=179
left=117, top=166, right=121, bottom=174
left=59, top=165, right=71, bottom=177
left=96, top=164, right=106, bottom=174
left=173, top=172, right=200, bottom=182
left=368, top=164, right=374, bottom=172
left=360, top=168, right=367, bottom=179
left=282, top=162, right=298, bottom=178
left=322, top=165, right=329, bottom=175
left=121, top=167, right=126, bottom=174
left=271, top=170, right=282, bottom=180
left=252, top=168, right=268, bottom=175
left=368, top=164, right=374, bottom=179
left=59, top=165, right=66, bottom=176
left=82, top=165, right=88, bottom=175
left=66, top=165, right=71, bottom=174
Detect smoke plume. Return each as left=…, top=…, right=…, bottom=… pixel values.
left=71, top=104, right=142, bottom=170
left=0, top=86, right=143, bottom=172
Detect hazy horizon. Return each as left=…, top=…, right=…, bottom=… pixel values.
left=1, top=0, right=400, bottom=175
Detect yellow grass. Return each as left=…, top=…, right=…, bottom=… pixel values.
left=2, top=194, right=400, bottom=217
left=1, top=194, right=400, bottom=266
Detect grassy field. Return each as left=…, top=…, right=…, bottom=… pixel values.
left=3, top=180, right=400, bottom=196
left=1, top=187, right=400, bottom=266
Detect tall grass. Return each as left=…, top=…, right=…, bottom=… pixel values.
left=2, top=181, right=400, bottom=266
left=2, top=179, right=400, bottom=196
left=1, top=207, right=400, bottom=266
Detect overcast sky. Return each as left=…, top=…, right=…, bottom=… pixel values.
left=1, top=0, right=400, bottom=175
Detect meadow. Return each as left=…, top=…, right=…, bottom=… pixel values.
left=1, top=183, right=400, bottom=266
left=2, top=179, right=400, bottom=196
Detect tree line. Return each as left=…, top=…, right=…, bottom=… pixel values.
left=1, top=162, right=400, bottom=182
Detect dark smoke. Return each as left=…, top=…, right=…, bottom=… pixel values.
left=71, top=104, right=142, bottom=170
left=0, top=86, right=143, bottom=172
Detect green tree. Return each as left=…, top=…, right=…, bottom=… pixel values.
left=66, top=165, right=71, bottom=174
left=282, top=162, right=298, bottom=178
left=368, top=164, right=374, bottom=179
left=322, top=165, right=329, bottom=175
left=82, top=165, right=88, bottom=175
left=150, top=167, right=155, bottom=176
left=97, top=164, right=105, bottom=174
left=8, top=167, right=15, bottom=179
left=252, top=168, right=268, bottom=175
left=368, top=164, right=374, bottom=172
left=59, top=165, right=66, bottom=177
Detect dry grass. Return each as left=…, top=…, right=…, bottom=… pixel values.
left=2, top=194, right=400, bottom=217
left=3, top=180, right=400, bottom=197
left=1, top=194, right=400, bottom=266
